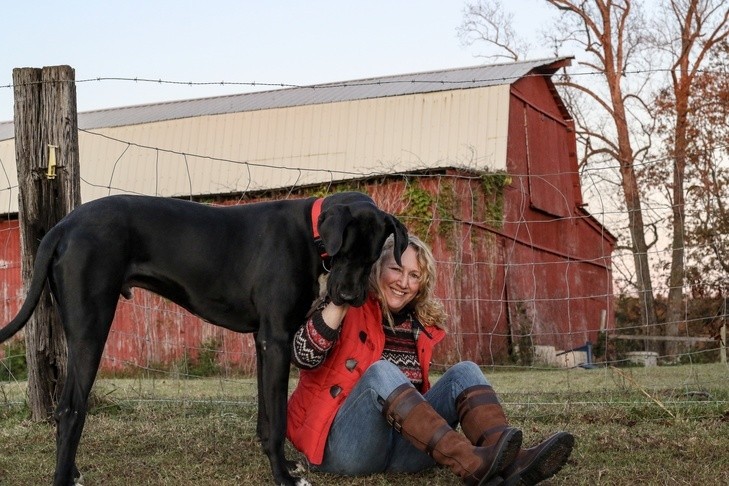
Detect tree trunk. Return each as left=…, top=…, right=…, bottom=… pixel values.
left=13, top=65, right=81, bottom=422
left=620, top=157, right=661, bottom=352
left=665, top=97, right=689, bottom=360
left=601, top=34, right=661, bottom=353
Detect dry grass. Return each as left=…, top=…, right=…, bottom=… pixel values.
left=1, top=363, right=727, bottom=485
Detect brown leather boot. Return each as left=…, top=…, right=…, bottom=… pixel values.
left=383, top=383, right=522, bottom=485
left=456, top=385, right=522, bottom=452
left=501, top=432, right=574, bottom=485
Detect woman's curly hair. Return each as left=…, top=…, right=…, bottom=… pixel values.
left=369, top=234, right=447, bottom=330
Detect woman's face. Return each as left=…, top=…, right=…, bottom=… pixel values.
left=377, top=246, right=422, bottom=313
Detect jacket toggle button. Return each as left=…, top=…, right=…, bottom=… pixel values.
left=345, top=358, right=358, bottom=371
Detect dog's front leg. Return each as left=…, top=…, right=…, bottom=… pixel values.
left=254, top=331, right=309, bottom=486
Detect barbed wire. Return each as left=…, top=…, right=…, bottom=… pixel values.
left=0, top=141, right=723, bottom=283
left=70, top=129, right=729, bottom=191
left=1, top=66, right=727, bottom=92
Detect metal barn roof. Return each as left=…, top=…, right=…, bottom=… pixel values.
left=0, top=58, right=572, bottom=213
left=0, top=57, right=569, bottom=140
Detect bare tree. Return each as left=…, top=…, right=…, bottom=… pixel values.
left=461, top=0, right=661, bottom=343
left=461, top=0, right=729, bottom=358
left=548, top=0, right=666, bottom=347
left=457, top=0, right=530, bottom=61
left=654, top=40, right=729, bottom=291
left=647, top=0, right=729, bottom=358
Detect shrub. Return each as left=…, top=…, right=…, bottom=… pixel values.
left=0, top=339, right=27, bottom=381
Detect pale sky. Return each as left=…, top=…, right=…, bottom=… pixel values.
left=1, top=0, right=557, bottom=122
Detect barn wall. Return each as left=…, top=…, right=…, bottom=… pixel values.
left=0, top=85, right=511, bottom=214
left=502, top=76, right=615, bottom=351
left=0, top=177, right=513, bottom=371
left=0, top=168, right=614, bottom=371
left=105, top=294, right=257, bottom=373
left=0, top=139, right=17, bottom=216
left=0, top=215, right=258, bottom=370
left=369, top=175, right=512, bottom=365
left=0, top=219, right=22, bottom=325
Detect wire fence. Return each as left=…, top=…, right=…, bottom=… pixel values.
left=0, top=74, right=727, bottom=421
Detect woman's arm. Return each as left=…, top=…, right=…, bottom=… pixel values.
left=291, top=301, right=349, bottom=369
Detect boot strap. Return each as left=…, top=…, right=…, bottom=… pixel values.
left=455, top=384, right=493, bottom=404
left=425, top=423, right=453, bottom=457
left=456, top=387, right=500, bottom=421
left=476, top=424, right=510, bottom=447
left=383, top=384, right=424, bottom=434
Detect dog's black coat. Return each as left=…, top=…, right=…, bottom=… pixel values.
left=0, top=191, right=408, bottom=485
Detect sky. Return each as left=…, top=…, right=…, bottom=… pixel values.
left=1, top=1, right=557, bottom=122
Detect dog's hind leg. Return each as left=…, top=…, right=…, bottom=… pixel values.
left=50, top=271, right=120, bottom=485
left=52, top=308, right=116, bottom=486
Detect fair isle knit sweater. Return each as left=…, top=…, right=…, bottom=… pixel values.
left=292, top=305, right=427, bottom=390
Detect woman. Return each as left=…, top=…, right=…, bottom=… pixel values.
left=287, top=235, right=573, bottom=485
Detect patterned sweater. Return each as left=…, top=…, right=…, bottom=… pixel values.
left=292, top=304, right=428, bottom=390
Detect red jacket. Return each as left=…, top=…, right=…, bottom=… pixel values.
left=286, top=296, right=446, bottom=465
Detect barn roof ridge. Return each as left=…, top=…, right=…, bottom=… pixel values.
left=0, top=57, right=571, bottom=140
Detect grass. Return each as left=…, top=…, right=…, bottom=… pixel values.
left=1, top=363, right=727, bottom=485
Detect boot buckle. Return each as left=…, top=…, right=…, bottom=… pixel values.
left=386, top=413, right=403, bottom=433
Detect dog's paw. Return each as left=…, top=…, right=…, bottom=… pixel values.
left=277, top=478, right=311, bottom=486
left=317, top=274, right=329, bottom=298
left=287, top=461, right=306, bottom=476
left=73, top=473, right=85, bottom=485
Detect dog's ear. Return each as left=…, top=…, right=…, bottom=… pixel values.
left=387, top=214, right=409, bottom=266
left=318, top=205, right=352, bottom=257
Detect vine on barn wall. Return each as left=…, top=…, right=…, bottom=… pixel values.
left=398, top=181, right=435, bottom=241
left=395, top=171, right=509, bottom=250
left=479, top=171, right=511, bottom=228
left=435, top=178, right=457, bottom=251
left=466, top=171, right=510, bottom=249
left=209, top=171, right=510, bottom=251
left=510, top=301, right=535, bottom=366
left=303, top=182, right=368, bottom=199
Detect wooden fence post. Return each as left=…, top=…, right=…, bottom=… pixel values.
left=13, top=65, right=81, bottom=421
left=721, top=299, right=727, bottom=364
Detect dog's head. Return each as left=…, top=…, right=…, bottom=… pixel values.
left=318, top=193, right=408, bottom=307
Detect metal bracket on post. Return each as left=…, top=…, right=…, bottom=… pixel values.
left=47, top=144, right=58, bottom=179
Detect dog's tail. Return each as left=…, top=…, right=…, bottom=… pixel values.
left=0, top=225, right=63, bottom=343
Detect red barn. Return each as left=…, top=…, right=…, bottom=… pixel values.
left=0, top=58, right=615, bottom=370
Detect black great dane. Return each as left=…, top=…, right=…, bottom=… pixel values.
left=0, top=191, right=408, bottom=485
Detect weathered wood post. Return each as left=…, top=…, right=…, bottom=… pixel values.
left=721, top=298, right=727, bottom=364
left=13, top=65, right=81, bottom=421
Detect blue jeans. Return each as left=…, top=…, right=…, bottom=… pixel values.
left=315, top=360, right=491, bottom=475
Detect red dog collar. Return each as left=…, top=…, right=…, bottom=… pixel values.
left=311, top=198, right=329, bottom=260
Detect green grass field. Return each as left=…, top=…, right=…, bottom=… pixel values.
left=1, top=363, right=727, bottom=485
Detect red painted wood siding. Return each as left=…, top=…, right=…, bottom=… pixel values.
left=0, top=170, right=614, bottom=371
left=0, top=220, right=23, bottom=326
left=503, top=75, right=615, bottom=352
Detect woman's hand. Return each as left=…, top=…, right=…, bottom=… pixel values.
left=321, top=301, right=349, bottom=331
